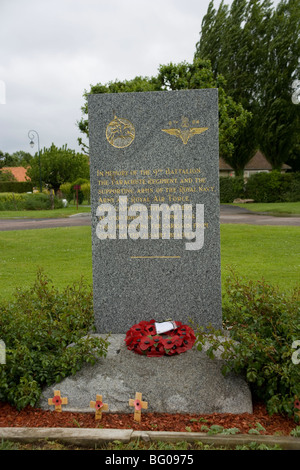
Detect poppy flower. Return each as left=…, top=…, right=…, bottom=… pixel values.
left=52, top=395, right=62, bottom=406
left=294, top=399, right=300, bottom=410
left=139, top=336, right=154, bottom=351
left=134, top=399, right=142, bottom=411
left=95, top=400, right=103, bottom=409
left=161, top=336, right=178, bottom=349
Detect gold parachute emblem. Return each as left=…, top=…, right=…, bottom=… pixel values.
left=162, top=127, right=208, bottom=145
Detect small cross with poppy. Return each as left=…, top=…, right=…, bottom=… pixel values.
left=90, top=394, right=109, bottom=420
left=48, top=390, right=68, bottom=412
left=129, top=392, right=148, bottom=422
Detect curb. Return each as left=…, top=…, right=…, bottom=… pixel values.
left=0, top=427, right=300, bottom=450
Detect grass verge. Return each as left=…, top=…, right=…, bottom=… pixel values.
left=228, top=202, right=300, bottom=215
left=0, top=206, right=90, bottom=219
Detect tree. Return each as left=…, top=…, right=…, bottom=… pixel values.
left=194, top=0, right=300, bottom=171
left=11, top=151, right=33, bottom=168
left=26, top=144, right=90, bottom=193
left=258, top=0, right=300, bottom=170
left=0, top=150, right=32, bottom=168
left=77, top=59, right=251, bottom=171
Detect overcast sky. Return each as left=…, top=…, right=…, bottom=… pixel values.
left=0, top=0, right=280, bottom=156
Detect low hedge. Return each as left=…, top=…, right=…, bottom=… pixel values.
left=244, top=171, right=297, bottom=203
left=219, top=172, right=300, bottom=203
left=0, top=192, right=63, bottom=211
left=0, top=271, right=109, bottom=409
left=219, top=177, right=244, bottom=203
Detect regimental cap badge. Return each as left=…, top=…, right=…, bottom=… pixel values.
left=162, top=116, right=208, bottom=145
left=106, top=115, right=135, bottom=148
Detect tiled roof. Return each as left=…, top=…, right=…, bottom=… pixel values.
left=1, top=167, right=30, bottom=182
left=219, top=151, right=291, bottom=171
left=219, top=157, right=233, bottom=170
left=244, top=151, right=291, bottom=170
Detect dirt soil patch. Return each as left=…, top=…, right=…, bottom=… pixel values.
left=0, top=401, right=297, bottom=436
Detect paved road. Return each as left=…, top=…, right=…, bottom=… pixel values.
left=219, top=205, right=300, bottom=226
left=0, top=214, right=92, bottom=231
left=0, top=206, right=299, bottom=231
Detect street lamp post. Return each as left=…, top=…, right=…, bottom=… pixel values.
left=28, top=129, right=42, bottom=193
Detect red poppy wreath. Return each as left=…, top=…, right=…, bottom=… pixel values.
left=125, top=319, right=196, bottom=357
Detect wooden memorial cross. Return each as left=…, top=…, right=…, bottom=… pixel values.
left=90, top=394, right=109, bottom=420
left=48, top=390, right=68, bottom=412
left=129, top=392, right=148, bottom=422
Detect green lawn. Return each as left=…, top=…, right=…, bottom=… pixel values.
left=0, top=224, right=299, bottom=301
left=0, top=206, right=91, bottom=219
left=220, top=224, right=299, bottom=292
left=228, top=201, right=300, bottom=215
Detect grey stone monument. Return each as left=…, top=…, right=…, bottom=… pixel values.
left=88, top=89, right=222, bottom=334
left=39, top=91, right=253, bottom=415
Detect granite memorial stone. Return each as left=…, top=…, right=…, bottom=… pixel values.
left=88, top=89, right=222, bottom=333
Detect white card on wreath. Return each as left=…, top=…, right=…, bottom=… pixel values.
left=155, top=321, right=177, bottom=335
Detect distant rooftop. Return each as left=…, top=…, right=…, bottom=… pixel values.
left=219, top=150, right=291, bottom=171
left=1, top=167, right=30, bottom=182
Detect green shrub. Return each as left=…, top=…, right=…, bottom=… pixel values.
left=283, top=173, right=300, bottom=202
left=219, top=177, right=244, bottom=203
left=0, top=270, right=109, bottom=409
left=0, top=193, right=27, bottom=210
left=195, top=270, right=300, bottom=418
left=244, top=171, right=293, bottom=202
left=81, top=182, right=90, bottom=204
left=0, top=192, right=63, bottom=211
left=60, top=182, right=73, bottom=203
left=24, top=193, right=63, bottom=210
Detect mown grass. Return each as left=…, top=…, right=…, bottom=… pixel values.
left=228, top=202, right=300, bottom=215
left=0, top=224, right=299, bottom=301
left=0, top=206, right=91, bottom=219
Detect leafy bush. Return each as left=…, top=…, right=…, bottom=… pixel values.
left=24, top=193, right=63, bottom=210
left=195, top=270, right=300, bottom=417
left=0, top=193, right=27, bottom=210
left=80, top=182, right=90, bottom=204
left=244, top=171, right=293, bottom=202
left=0, top=192, right=63, bottom=211
left=219, top=176, right=244, bottom=203
left=0, top=270, right=109, bottom=409
left=283, top=173, right=300, bottom=202
left=60, top=182, right=73, bottom=202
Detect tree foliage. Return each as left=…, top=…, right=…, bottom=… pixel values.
left=77, top=60, right=251, bottom=167
left=0, top=150, right=32, bottom=169
left=195, top=0, right=300, bottom=171
left=26, top=143, right=90, bottom=193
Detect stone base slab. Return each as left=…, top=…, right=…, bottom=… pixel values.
left=39, top=334, right=252, bottom=415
